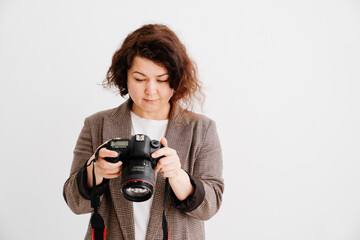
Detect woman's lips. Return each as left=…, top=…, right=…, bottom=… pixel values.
left=144, top=99, right=158, bottom=103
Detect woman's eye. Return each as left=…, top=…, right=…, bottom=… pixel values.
left=157, top=79, right=169, bottom=83
left=135, top=78, right=146, bottom=82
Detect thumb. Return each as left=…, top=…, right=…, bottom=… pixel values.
left=160, top=137, right=168, bottom=147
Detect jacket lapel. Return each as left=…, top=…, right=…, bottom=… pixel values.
left=145, top=173, right=166, bottom=240
left=145, top=112, right=187, bottom=240
left=102, top=100, right=135, bottom=240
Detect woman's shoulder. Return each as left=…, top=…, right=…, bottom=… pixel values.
left=189, top=111, right=214, bottom=124
left=86, top=107, right=117, bottom=119
left=174, top=110, right=220, bottom=145
left=84, top=101, right=129, bottom=123
left=176, top=109, right=216, bottom=129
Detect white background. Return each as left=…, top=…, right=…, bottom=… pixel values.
left=1, top=0, right=360, bottom=239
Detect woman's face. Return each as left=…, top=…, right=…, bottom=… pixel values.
left=127, top=56, right=174, bottom=120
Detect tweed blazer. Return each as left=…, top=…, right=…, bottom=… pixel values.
left=63, top=100, right=224, bottom=240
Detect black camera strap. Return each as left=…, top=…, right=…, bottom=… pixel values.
left=90, top=149, right=106, bottom=240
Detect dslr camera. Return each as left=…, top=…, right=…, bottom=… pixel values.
left=101, top=134, right=163, bottom=202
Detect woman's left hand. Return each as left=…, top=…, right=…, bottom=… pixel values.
left=152, top=137, right=182, bottom=179
left=152, top=137, right=194, bottom=200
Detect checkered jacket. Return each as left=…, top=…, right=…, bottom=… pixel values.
left=63, top=100, right=224, bottom=240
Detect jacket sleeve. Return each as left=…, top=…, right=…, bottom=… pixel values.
left=182, top=120, right=224, bottom=220
left=170, top=172, right=205, bottom=212
left=63, top=118, right=106, bottom=214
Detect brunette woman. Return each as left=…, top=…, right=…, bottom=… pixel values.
left=63, top=24, right=224, bottom=240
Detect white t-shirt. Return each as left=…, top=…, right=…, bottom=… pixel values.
left=130, top=111, right=168, bottom=240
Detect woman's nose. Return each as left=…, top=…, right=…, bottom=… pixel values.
left=145, top=80, right=157, bottom=95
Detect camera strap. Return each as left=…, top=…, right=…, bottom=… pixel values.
left=89, top=149, right=106, bottom=240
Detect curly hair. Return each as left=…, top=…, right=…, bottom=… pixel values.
left=103, top=24, right=204, bottom=116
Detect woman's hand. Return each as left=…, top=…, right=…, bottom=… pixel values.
left=86, top=146, right=123, bottom=189
left=152, top=138, right=194, bottom=201
left=152, top=138, right=182, bottom=179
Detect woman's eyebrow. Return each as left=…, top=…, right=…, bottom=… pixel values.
left=156, top=73, right=169, bottom=77
left=132, top=71, right=146, bottom=77
left=133, top=71, right=168, bottom=77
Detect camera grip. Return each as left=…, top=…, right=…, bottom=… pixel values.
left=151, top=156, right=160, bottom=169
left=151, top=144, right=164, bottom=169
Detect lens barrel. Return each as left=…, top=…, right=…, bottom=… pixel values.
left=121, top=158, right=156, bottom=202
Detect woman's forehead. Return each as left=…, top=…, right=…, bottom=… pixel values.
left=130, top=56, right=168, bottom=76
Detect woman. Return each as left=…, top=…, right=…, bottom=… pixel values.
left=63, top=24, right=224, bottom=240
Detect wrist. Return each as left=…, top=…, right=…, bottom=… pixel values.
left=168, top=168, right=185, bottom=181
left=168, top=169, right=194, bottom=201
left=86, top=160, right=104, bottom=188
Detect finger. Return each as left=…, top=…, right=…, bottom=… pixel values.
left=97, top=158, right=123, bottom=170
left=156, top=156, right=171, bottom=168
left=102, top=170, right=122, bottom=179
left=101, top=166, right=122, bottom=175
left=154, top=158, right=165, bottom=173
left=160, top=137, right=168, bottom=147
left=96, top=162, right=122, bottom=176
left=154, top=163, right=161, bottom=173
left=95, top=138, right=122, bottom=156
left=155, top=156, right=180, bottom=172
left=160, top=159, right=181, bottom=172
left=151, top=147, right=175, bottom=158
left=99, top=148, right=119, bottom=158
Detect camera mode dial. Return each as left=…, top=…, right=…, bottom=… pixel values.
left=150, top=139, right=160, bottom=148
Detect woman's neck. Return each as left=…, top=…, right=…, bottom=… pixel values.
left=131, top=102, right=170, bottom=120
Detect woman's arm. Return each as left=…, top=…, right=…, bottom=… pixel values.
left=153, top=137, right=194, bottom=201
left=153, top=119, right=224, bottom=220
left=177, top=120, right=224, bottom=220
left=63, top=118, right=98, bottom=214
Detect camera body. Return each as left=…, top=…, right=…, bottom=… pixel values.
left=102, top=134, right=163, bottom=202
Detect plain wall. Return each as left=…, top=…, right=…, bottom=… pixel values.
left=1, top=0, right=360, bottom=239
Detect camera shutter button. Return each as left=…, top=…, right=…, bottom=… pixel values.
left=150, top=140, right=160, bottom=148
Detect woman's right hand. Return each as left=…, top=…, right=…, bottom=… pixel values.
left=86, top=147, right=123, bottom=189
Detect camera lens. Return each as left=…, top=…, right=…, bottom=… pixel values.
left=121, top=159, right=156, bottom=202
left=125, top=186, right=151, bottom=197
left=122, top=180, right=154, bottom=202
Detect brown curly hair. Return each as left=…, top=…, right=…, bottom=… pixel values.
left=103, top=24, right=204, bottom=116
